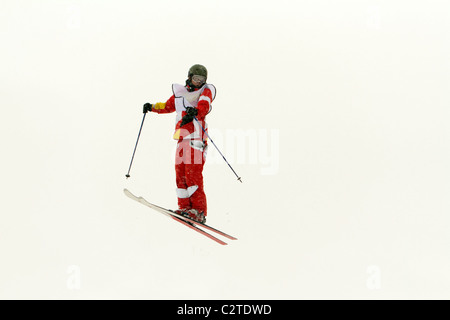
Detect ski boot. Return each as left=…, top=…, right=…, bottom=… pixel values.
left=181, top=209, right=206, bottom=224
left=174, top=208, right=190, bottom=216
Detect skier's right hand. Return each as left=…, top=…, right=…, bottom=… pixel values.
left=143, top=103, right=153, bottom=113
left=180, top=107, right=198, bottom=127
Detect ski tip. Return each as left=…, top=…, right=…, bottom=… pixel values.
left=123, top=188, right=134, bottom=197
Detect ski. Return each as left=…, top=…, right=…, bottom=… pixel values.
left=123, top=188, right=236, bottom=245
left=169, top=216, right=227, bottom=245
left=124, top=188, right=237, bottom=240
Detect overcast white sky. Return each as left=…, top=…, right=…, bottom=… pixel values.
left=1, top=0, right=450, bottom=299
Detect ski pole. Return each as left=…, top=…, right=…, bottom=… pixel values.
left=194, top=117, right=242, bottom=183
left=125, top=112, right=147, bottom=179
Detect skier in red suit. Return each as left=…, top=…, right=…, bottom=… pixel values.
left=143, top=64, right=216, bottom=223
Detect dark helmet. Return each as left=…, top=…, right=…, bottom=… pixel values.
left=186, top=64, right=208, bottom=91
left=188, top=64, right=208, bottom=80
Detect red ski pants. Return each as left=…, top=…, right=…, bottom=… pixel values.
left=175, top=139, right=207, bottom=215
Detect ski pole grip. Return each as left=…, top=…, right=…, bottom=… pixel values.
left=143, top=103, right=152, bottom=113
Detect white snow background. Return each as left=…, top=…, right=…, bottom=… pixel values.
left=1, top=0, right=449, bottom=299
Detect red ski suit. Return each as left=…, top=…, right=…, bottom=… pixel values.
left=152, top=83, right=216, bottom=216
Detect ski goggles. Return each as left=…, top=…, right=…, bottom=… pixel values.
left=191, top=75, right=206, bottom=85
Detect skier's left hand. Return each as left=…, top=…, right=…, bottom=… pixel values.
left=180, top=107, right=198, bottom=127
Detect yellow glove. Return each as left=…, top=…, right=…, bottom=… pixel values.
left=153, top=102, right=166, bottom=110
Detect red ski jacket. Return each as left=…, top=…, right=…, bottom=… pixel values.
left=152, top=83, right=216, bottom=141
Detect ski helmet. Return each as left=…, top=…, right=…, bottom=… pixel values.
left=188, top=64, right=208, bottom=80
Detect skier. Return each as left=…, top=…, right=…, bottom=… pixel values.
left=143, top=64, right=216, bottom=224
